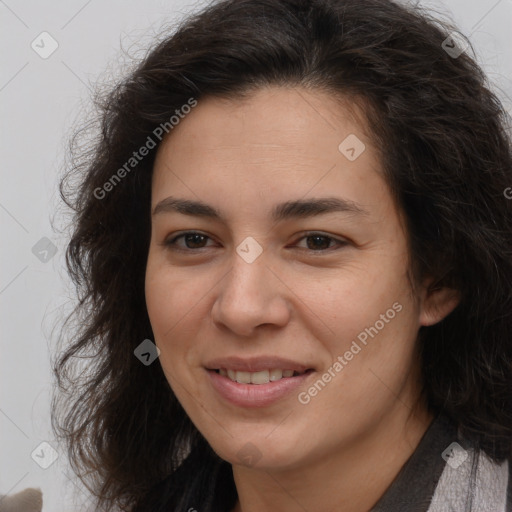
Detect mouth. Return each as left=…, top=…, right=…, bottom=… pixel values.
left=205, top=365, right=316, bottom=408
left=204, top=356, right=316, bottom=407
left=210, top=368, right=314, bottom=384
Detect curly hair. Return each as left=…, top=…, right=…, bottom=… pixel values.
left=52, top=0, right=512, bottom=510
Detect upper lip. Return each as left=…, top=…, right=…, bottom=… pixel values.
left=205, top=356, right=314, bottom=373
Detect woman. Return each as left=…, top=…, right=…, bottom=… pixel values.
left=53, top=0, right=512, bottom=510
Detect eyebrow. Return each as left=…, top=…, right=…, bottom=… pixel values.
left=152, top=196, right=369, bottom=222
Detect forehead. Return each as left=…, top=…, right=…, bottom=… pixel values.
left=155, top=86, right=372, bottom=158
left=151, top=86, right=388, bottom=219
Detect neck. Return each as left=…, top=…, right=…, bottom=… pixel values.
left=230, top=402, right=434, bottom=512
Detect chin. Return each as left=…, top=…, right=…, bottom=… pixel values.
left=209, top=433, right=306, bottom=471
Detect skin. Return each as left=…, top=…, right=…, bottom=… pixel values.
left=145, top=86, right=459, bottom=512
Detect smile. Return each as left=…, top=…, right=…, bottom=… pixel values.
left=206, top=368, right=315, bottom=408
left=214, top=368, right=308, bottom=384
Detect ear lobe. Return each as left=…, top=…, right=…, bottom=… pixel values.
left=419, top=285, right=460, bottom=327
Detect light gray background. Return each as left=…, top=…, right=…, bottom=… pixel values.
left=1, top=0, right=511, bottom=510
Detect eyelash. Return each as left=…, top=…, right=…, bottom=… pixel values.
left=163, top=231, right=348, bottom=254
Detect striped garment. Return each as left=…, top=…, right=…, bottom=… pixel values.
left=371, top=413, right=512, bottom=511
left=134, top=412, right=512, bottom=511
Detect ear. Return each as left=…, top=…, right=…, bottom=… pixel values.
left=418, top=279, right=460, bottom=327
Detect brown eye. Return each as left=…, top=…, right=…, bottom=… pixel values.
left=305, top=235, right=333, bottom=250
left=295, top=232, right=347, bottom=252
left=164, top=231, right=347, bottom=253
left=165, top=232, right=214, bottom=251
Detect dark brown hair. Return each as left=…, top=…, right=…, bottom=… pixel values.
left=53, top=0, right=512, bottom=510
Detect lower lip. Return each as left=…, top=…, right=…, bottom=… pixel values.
left=206, top=369, right=314, bottom=408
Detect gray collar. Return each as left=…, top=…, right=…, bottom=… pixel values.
left=370, top=412, right=459, bottom=511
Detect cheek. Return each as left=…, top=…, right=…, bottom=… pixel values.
left=310, top=267, right=419, bottom=404
left=145, top=254, right=194, bottom=334
left=145, top=266, right=172, bottom=335
left=145, top=256, right=214, bottom=378
left=145, top=259, right=190, bottom=365
left=332, top=280, right=418, bottom=378
left=302, top=305, right=420, bottom=441
left=313, top=263, right=411, bottom=350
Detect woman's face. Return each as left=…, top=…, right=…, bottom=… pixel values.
left=145, top=86, right=452, bottom=470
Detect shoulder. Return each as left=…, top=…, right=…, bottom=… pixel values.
left=371, top=412, right=511, bottom=512
left=428, top=443, right=511, bottom=511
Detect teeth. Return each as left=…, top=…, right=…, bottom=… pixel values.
left=269, top=369, right=283, bottom=381
left=219, top=368, right=304, bottom=384
left=251, top=370, right=270, bottom=384
left=236, top=371, right=251, bottom=384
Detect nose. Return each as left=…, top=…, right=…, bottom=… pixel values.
left=211, top=251, right=291, bottom=337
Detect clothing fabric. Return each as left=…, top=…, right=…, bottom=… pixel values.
left=371, top=412, right=512, bottom=511
left=134, top=412, right=512, bottom=511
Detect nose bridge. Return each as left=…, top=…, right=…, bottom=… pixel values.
left=221, top=244, right=272, bottom=311
left=224, top=233, right=269, bottom=293
left=212, top=241, right=290, bottom=335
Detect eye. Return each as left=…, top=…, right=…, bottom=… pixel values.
left=294, top=231, right=347, bottom=252
left=164, top=231, right=215, bottom=251
left=163, top=231, right=347, bottom=253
